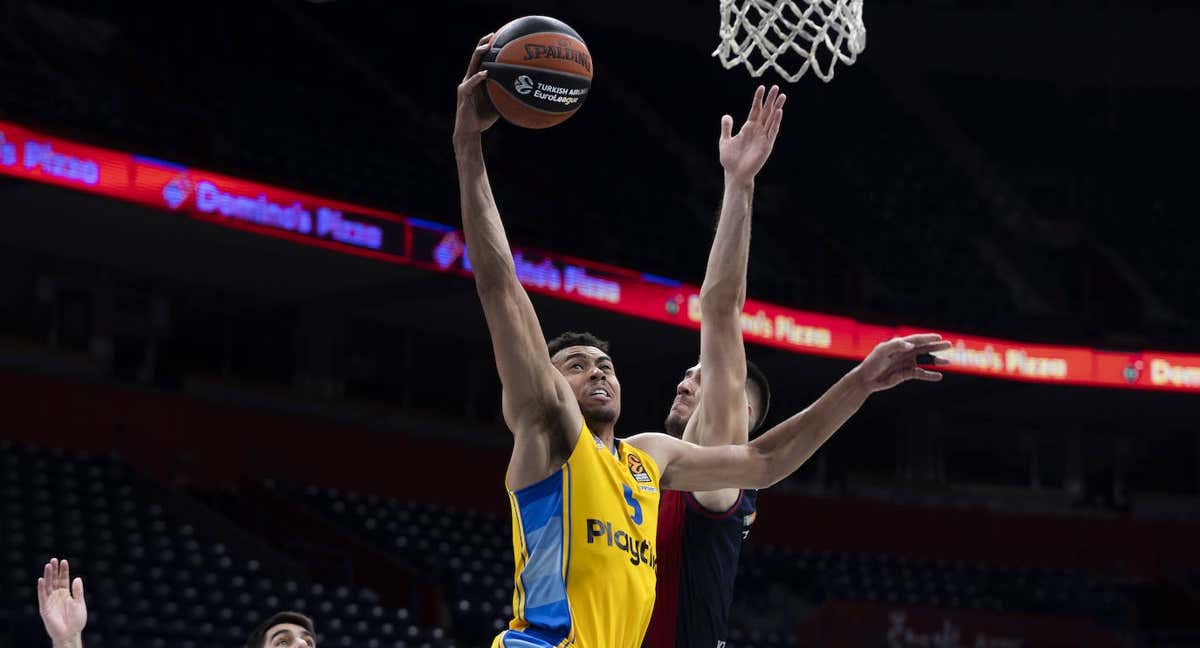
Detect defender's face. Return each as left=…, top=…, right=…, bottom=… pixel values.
left=552, top=345, right=621, bottom=424
left=664, top=363, right=758, bottom=437
left=263, top=624, right=315, bottom=648
left=665, top=363, right=701, bottom=436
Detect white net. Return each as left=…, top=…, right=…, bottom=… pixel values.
left=714, top=0, right=866, bottom=83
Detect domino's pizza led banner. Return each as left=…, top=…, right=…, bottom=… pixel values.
left=2, top=120, right=1197, bottom=393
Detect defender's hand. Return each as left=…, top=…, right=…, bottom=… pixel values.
left=454, top=33, right=500, bottom=141
left=38, top=558, right=87, bottom=647
left=719, top=85, right=787, bottom=186
left=855, top=334, right=951, bottom=393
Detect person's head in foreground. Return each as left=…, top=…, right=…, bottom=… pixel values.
left=245, top=611, right=317, bottom=648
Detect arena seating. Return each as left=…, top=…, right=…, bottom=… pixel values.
left=738, top=544, right=1127, bottom=621
left=0, top=442, right=455, bottom=648
left=276, top=483, right=511, bottom=638
left=283, top=480, right=1134, bottom=645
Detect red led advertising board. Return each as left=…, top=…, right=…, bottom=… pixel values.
left=1, top=120, right=1196, bottom=392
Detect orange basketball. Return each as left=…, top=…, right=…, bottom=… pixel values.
left=482, top=16, right=592, bottom=129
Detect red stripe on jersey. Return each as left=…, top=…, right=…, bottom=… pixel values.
left=643, top=489, right=686, bottom=648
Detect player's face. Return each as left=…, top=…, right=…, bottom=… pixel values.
left=664, top=363, right=758, bottom=437
left=552, top=345, right=621, bottom=424
left=664, top=363, right=702, bottom=437
left=262, top=623, right=315, bottom=648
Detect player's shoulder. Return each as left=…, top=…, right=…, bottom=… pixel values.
left=621, top=432, right=673, bottom=472
left=623, top=431, right=673, bottom=450
left=621, top=432, right=671, bottom=456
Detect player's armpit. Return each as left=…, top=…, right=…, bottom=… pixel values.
left=690, top=488, right=743, bottom=514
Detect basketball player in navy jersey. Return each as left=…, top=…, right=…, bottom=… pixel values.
left=644, top=85, right=781, bottom=648
left=644, top=86, right=951, bottom=648
left=644, top=361, right=770, bottom=648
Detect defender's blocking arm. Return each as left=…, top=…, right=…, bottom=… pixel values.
left=683, top=85, right=785, bottom=511
left=684, top=85, right=786, bottom=449
left=631, top=335, right=951, bottom=491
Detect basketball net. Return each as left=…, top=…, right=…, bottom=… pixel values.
left=714, top=0, right=866, bottom=83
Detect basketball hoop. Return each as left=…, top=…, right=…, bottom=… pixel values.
left=714, top=0, right=866, bottom=83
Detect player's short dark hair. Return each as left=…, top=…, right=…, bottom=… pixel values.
left=547, top=331, right=610, bottom=359
left=245, top=611, right=316, bottom=648
left=746, top=360, right=771, bottom=434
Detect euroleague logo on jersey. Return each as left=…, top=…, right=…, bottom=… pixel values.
left=627, top=453, right=651, bottom=483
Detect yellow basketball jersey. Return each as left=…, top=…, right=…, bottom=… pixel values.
left=492, top=424, right=662, bottom=648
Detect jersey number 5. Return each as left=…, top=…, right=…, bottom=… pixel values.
left=622, top=484, right=643, bottom=525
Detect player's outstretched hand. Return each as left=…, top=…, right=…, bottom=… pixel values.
left=719, top=85, right=787, bottom=186
left=855, top=334, right=952, bottom=393
left=454, top=33, right=500, bottom=140
left=37, top=557, right=87, bottom=648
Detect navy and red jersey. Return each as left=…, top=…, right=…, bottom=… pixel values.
left=643, top=488, right=758, bottom=648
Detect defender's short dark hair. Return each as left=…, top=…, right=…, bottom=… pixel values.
left=547, top=331, right=610, bottom=359
left=746, top=360, right=771, bottom=434
left=245, top=611, right=316, bottom=648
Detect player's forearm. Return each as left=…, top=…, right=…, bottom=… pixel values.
left=690, top=177, right=754, bottom=448
left=750, top=367, right=870, bottom=487
left=52, top=636, right=83, bottom=648
left=699, top=176, right=753, bottom=313
left=688, top=318, right=750, bottom=447
left=454, top=136, right=518, bottom=288
left=454, top=136, right=561, bottom=423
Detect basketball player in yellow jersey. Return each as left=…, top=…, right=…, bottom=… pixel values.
left=454, top=34, right=950, bottom=648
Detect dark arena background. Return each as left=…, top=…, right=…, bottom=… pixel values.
left=2, top=1, right=1200, bottom=646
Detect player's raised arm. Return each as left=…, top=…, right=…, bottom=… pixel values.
left=37, top=557, right=87, bottom=648
left=631, top=335, right=951, bottom=491
left=453, top=35, right=582, bottom=461
left=682, top=86, right=785, bottom=511
left=686, top=85, right=786, bottom=446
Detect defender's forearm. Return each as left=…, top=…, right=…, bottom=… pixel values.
left=699, top=176, right=753, bottom=313
left=687, top=176, right=755, bottom=448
